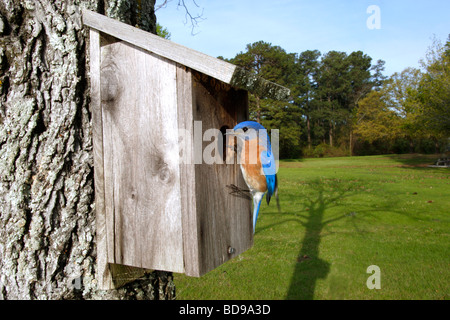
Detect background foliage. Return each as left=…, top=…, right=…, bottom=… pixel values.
left=220, top=36, right=450, bottom=158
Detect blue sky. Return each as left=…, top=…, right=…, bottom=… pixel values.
left=155, top=0, right=450, bottom=76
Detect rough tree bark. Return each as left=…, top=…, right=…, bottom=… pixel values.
left=0, top=0, right=175, bottom=299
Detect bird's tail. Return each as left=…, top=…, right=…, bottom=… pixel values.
left=252, top=194, right=264, bottom=234
left=253, top=199, right=261, bottom=234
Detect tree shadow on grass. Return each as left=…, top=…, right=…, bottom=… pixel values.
left=386, top=153, right=447, bottom=170
left=285, top=179, right=351, bottom=300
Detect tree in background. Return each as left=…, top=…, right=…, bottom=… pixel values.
left=386, top=68, right=424, bottom=152
left=353, top=50, right=449, bottom=156
left=230, top=41, right=302, bottom=158
left=296, top=50, right=321, bottom=150
left=231, top=41, right=296, bottom=121
left=313, top=51, right=349, bottom=147
left=228, top=42, right=384, bottom=158
left=416, top=36, right=450, bottom=137
left=353, top=90, right=403, bottom=154
left=346, top=52, right=381, bottom=155
left=312, top=51, right=375, bottom=153
left=157, top=23, right=172, bottom=39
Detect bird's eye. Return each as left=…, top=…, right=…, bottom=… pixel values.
left=242, top=127, right=248, bottom=132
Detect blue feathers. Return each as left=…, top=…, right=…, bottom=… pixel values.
left=230, top=121, right=280, bottom=233
left=261, top=149, right=276, bottom=204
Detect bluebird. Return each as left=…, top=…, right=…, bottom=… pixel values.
left=227, top=121, right=279, bottom=234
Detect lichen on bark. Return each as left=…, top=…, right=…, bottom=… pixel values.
left=0, top=0, right=174, bottom=300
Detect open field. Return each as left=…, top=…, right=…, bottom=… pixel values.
left=174, top=154, right=449, bottom=300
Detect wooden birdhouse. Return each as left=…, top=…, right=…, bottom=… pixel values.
left=82, top=9, right=289, bottom=289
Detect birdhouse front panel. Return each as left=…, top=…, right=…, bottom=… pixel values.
left=100, top=36, right=185, bottom=274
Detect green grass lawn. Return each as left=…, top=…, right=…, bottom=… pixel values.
left=174, top=154, right=449, bottom=300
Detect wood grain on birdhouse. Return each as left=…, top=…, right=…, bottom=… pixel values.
left=100, top=37, right=184, bottom=273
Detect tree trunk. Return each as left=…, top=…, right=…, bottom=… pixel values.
left=349, top=130, right=353, bottom=156
left=0, top=0, right=174, bottom=300
left=409, top=139, right=415, bottom=154
left=329, top=121, right=333, bottom=147
left=255, top=95, right=261, bottom=123
left=327, top=96, right=333, bottom=147
left=306, top=115, right=311, bottom=149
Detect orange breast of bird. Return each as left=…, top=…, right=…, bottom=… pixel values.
left=240, top=138, right=267, bottom=193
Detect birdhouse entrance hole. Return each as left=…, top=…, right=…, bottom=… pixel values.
left=220, top=125, right=230, bottom=162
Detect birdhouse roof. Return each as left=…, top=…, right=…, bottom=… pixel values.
left=82, top=9, right=290, bottom=101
